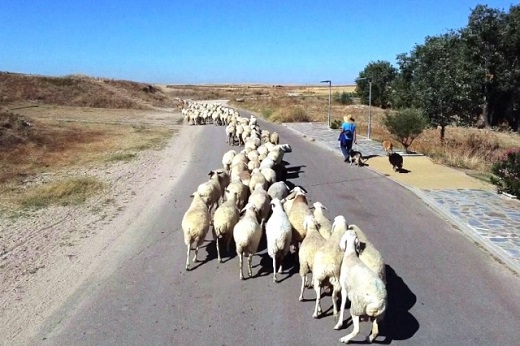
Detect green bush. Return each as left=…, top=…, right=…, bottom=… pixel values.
left=490, top=149, right=520, bottom=197
left=330, top=119, right=342, bottom=129
left=382, top=108, right=428, bottom=152
left=333, top=91, right=353, bottom=105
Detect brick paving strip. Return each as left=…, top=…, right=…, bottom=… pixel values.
left=283, top=122, right=520, bottom=274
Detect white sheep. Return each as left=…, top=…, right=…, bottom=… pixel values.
left=348, top=224, right=386, bottom=283
left=311, top=215, right=348, bottom=319
left=312, top=202, right=332, bottom=239
left=212, top=190, right=240, bottom=262
left=281, top=186, right=306, bottom=215
left=233, top=203, right=262, bottom=280
left=248, top=168, right=268, bottom=193
left=298, top=215, right=327, bottom=301
left=222, top=150, right=236, bottom=171
left=267, top=181, right=290, bottom=201
left=269, top=131, right=280, bottom=145
left=335, top=228, right=387, bottom=344
left=196, top=170, right=226, bottom=213
left=225, top=179, right=249, bottom=210
left=248, top=183, right=271, bottom=226
left=182, top=191, right=211, bottom=270
left=265, top=198, right=293, bottom=282
left=288, top=189, right=312, bottom=244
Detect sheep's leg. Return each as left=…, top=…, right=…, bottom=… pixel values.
left=193, top=246, right=199, bottom=263
left=368, top=317, right=379, bottom=343
left=247, top=253, right=253, bottom=278
left=312, top=281, right=322, bottom=318
left=299, top=275, right=306, bottom=301
left=277, top=256, right=283, bottom=273
left=272, top=256, right=277, bottom=282
left=339, top=315, right=360, bottom=344
left=332, top=286, right=340, bottom=320
left=334, top=288, right=348, bottom=330
left=216, top=238, right=222, bottom=263
left=185, top=244, right=191, bottom=270
left=239, top=252, right=244, bottom=280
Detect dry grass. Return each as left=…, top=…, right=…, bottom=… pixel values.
left=19, top=177, right=105, bottom=208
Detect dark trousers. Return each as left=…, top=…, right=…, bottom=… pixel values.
left=340, top=140, right=353, bottom=159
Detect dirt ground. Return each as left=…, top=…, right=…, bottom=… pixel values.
left=0, top=109, right=191, bottom=343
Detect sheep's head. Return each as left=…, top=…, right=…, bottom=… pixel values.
left=339, top=229, right=359, bottom=252
left=303, top=215, right=319, bottom=231
left=332, top=215, right=348, bottom=233
left=312, top=201, right=327, bottom=211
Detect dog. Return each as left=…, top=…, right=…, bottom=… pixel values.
left=349, top=150, right=364, bottom=167
left=388, top=152, right=403, bottom=172
left=382, top=140, right=393, bottom=156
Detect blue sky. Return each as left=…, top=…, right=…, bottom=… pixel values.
left=1, top=1, right=516, bottom=84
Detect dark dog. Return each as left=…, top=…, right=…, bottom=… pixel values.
left=388, top=152, right=403, bottom=172
left=349, top=150, right=364, bottom=167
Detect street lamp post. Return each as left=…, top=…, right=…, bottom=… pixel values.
left=358, top=78, right=372, bottom=139
left=320, top=80, right=331, bottom=128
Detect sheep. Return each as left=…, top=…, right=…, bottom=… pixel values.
left=222, top=150, right=236, bottom=171
left=259, top=157, right=275, bottom=170
left=225, top=179, right=249, bottom=209
left=311, top=215, right=349, bottom=319
left=281, top=186, right=306, bottom=214
left=247, top=159, right=261, bottom=171
left=182, top=191, right=211, bottom=270
left=267, top=181, right=290, bottom=201
left=196, top=170, right=226, bottom=213
left=288, top=189, right=312, bottom=244
left=260, top=167, right=277, bottom=186
left=233, top=203, right=262, bottom=280
left=347, top=224, right=386, bottom=283
left=334, top=228, right=387, bottom=344
left=212, top=191, right=240, bottom=263
left=269, top=131, right=280, bottom=145
left=298, top=215, right=327, bottom=301
left=248, top=168, right=268, bottom=193
left=312, top=202, right=332, bottom=239
left=248, top=183, right=271, bottom=226
left=265, top=198, right=293, bottom=282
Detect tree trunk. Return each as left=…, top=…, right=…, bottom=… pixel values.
left=439, top=125, right=446, bottom=143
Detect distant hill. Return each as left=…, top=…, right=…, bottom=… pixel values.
left=0, top=72, right=182, bottom=110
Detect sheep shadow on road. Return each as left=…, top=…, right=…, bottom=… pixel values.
left=376, top=265, right=419, bottom=343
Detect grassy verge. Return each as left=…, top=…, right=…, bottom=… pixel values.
left=19, top=177, right=105, bottom=208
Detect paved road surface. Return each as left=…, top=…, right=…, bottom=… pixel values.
left=35, top=118, right=520, bottom=345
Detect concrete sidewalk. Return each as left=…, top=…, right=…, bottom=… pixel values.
left=284, top=122, right=520, bottom=275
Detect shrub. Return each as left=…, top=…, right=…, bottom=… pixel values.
left=270, top=106, right=311, bottom=123
left=333, top=92, right=353, bottom=105
left=490, top=149, right=520, bottom=197
left=382, top=108, right=428, bottom=153
left=330, top=119, right=342, bottom=129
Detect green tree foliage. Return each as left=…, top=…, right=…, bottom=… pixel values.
left=356, top=61, right=397, bottom=109
left=382, top=108, right=429, bottom=153
left=378, top=4, right=520, bottom=132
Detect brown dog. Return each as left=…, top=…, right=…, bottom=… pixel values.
left=382, top=140, right=393, bottom=156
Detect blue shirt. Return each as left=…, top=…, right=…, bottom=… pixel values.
left=341, top=122, right=356, bottom=140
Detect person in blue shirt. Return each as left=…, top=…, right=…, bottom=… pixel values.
left=338, top=114, right=357, bottom=162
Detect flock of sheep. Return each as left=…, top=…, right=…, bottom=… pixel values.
left=181, top=101, right=388, bottom=344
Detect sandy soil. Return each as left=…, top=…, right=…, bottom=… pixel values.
left=0, top=109, right=195, bottom=343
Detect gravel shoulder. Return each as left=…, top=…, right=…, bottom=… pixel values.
left=0, top=110, right=196, bottom=343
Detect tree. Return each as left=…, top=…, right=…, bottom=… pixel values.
left=356, top=61, right=397, bottom=109
left=382, top=108, right=429, bottom=153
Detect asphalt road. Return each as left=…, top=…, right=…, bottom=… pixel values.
left=35, top=116, right=520, bottom=345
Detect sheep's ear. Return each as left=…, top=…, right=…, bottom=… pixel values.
left=322, top=205, right=328, bottom=211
